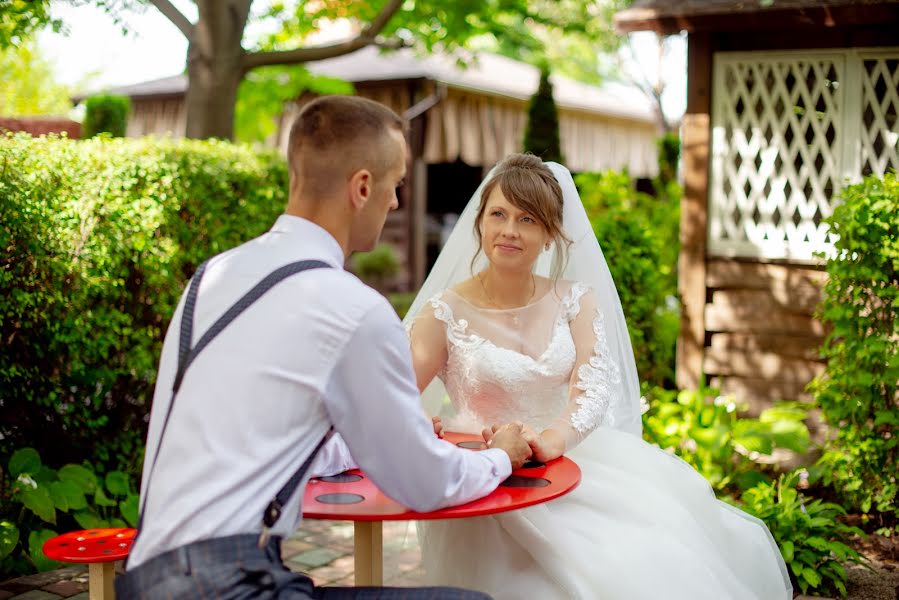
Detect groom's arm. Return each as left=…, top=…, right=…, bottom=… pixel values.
left=322, top=299, right=524, bottom=513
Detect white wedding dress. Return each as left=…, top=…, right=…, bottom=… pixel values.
left=407, top=280, right=792, bottom=600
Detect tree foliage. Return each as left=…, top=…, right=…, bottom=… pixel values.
left=0, top=0, right=61, bottom=49
left=38, top=0, right=628, bottom=139
left=0, top=42, right=71, bottom=116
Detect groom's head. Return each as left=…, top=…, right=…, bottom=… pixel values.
left=287, top=96, right=407, bottom=252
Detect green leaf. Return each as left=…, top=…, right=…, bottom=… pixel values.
left=93, top=486, right=117, bottom=508
left=0, top=520, right=19, bottom=560
left=801, top=567, right=821, bottom=588
left=73, top=510, right=106, bottom=530
left=48, top=482, right=69, bottom=512
left=51, top=480, right=87, bottom=511
left=120, top=495, right=139, bottom=528
left=29, top=529, right=60, bottom=572
left=781, top=540, right=794, bottom=563
left=21, top=486, right=56, bottom=524
left=105, top=471, right=129, bottom=496
left=806, top=536, right=829, bottom=551
left=58, top=464, right=98, bottom=494
left=9, top=448, right=41, bottom=477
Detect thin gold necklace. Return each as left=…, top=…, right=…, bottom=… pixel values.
left=478, top=272, right=536, bottom=311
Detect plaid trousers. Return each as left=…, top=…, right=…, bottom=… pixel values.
left=115, top=534, right=491, bottom=600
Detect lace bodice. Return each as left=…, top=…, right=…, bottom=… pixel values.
left=410, top=281, right=620, bottom=446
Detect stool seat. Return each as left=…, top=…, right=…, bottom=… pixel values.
left=43, top=528, right=135, bottom=600
left=42, top=528, right=135, bottom=563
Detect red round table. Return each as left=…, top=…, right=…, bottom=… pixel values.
left=302, top=431, right=581, bottom=585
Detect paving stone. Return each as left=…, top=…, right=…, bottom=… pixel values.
left=66, top=594, right=88, bottom=600
left=307, top=564, right=348, bottom=585
left=39, top=581, right=87, bottom=598
left=287, top=548, right=342, bottom=569
left=7, top=591, right=62, bottom=600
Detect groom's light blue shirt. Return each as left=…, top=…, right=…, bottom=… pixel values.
left=129, top=214, right=511, bottom=568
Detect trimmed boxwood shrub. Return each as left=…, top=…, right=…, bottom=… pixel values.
left=82, top=94, right=131, bottom=138
left=0, top=134, right=288, bottom=475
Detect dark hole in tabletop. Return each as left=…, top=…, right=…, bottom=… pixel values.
left=315, top=493, right=365, bottom=505
left=500, top=475, right=550, bottom=488
left=457, top=441, right=487, bottom=450
left=519, top=460, right=546, bottom=469
left=314, top=473, right=363, bottom=484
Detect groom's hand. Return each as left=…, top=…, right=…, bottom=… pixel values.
left=484, top=422, right=531, bottom=469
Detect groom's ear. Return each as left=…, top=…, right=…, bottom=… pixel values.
left=347, top=168, right=372, bottom=211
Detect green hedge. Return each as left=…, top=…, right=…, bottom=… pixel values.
left=576, top=169, right=680, bottom=387
left=0, top=134, right=288, bottom=477
left=810, top=172, right=899, bottom=532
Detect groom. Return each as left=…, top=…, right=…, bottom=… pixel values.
left=118, top=95, right=531, bottom=599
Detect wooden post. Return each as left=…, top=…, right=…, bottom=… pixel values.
left=354, top=521, right=383, bottom=586
left=408, top=107, right=428, bottom=291
left=677, top=32, right=713, bottom=391
left=88, top=562, right=115, bottom=600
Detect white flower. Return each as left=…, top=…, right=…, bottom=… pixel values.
left=17, top=474, right=37, bottom=489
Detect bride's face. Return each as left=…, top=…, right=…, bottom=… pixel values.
left=480, top=187, right=550, bottom=272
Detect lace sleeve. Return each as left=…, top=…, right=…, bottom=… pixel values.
left=407, top=292, right=480, bottom=392
left=552, top=285, right=621, bottom=450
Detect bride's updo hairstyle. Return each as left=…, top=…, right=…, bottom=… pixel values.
left=472, top=153, right=572, bottom=279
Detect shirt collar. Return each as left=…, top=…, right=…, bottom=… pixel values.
left=270, top=214, right=345, bottom=267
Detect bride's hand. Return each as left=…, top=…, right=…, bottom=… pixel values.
left=526, top=428, right=566, bottom=463
left=432, top=416, right=444, bottom=438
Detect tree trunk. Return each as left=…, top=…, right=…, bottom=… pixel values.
left=184, top=0, right=251, bottom=139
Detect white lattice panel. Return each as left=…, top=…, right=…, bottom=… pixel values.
left=709, top=48, right=899, bottom=262
left=860, top=53, right=899, bottom=177
left=710, top=52, right=843, bottom=261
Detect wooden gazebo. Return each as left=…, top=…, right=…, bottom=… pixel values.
left=616, top=0, right=899, bottom=411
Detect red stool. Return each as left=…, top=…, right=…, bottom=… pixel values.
left=42, top=528, right=135, bottom=600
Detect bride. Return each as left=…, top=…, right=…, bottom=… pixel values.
left=402, top=154, right=792, bottom=599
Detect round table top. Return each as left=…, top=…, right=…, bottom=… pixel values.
left=42, top=528, right=136, bottom=563
left=303, top=432, right=581, bottom=521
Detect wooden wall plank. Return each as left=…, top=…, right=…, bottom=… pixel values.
left=710, top=332, right=823, bottom=362
left=705, top=303, right=826, bottom=336
left=710, top=289, right=820, bottom=316
left=704, top=347, right=825, bottom=382
left=710, top=375, right=813, bottom=405
left=706, top=259, right=827, bottom=288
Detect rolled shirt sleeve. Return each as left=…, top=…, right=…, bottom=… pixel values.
left=323, top=300, right=511, bottom=513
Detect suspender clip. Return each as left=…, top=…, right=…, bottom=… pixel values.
left=257, top=526, right=271, bottom=549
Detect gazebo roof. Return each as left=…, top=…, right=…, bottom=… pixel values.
left=615, top=0, right=899, bottom=34
left=76, top=47, right=655, bottom=125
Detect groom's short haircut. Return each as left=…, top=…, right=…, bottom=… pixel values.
left=288, top=96, right=405, bottom=200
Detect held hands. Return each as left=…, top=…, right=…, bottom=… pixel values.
left=481, top=422, right=532, bottom=469
left=483, top=423, right=565, bottom=464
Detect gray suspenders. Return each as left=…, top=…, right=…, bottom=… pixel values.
left=137, top=259, right=333, bottom=547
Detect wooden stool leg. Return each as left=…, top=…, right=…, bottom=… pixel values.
left=89, top=561, right=115, bottom=600
left=353, top=521, right=383, bottom=586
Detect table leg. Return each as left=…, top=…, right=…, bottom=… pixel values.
left=353, top=521, right=383, bottom=586
left=88, top=561, right=115, bottom=600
